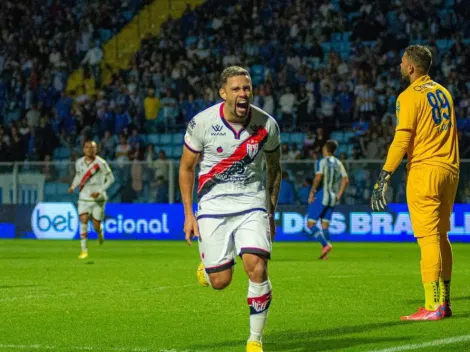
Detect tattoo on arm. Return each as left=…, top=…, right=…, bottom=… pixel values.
left=265, top=148, right=282, bottom=214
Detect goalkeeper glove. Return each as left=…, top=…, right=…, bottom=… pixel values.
left=371, top=170, right=392, bottom=211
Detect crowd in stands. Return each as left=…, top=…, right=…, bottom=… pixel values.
left=0, top=0, right=470, bottom=203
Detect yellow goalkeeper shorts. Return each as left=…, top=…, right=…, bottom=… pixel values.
left=406, top=165, right=459, bottom=238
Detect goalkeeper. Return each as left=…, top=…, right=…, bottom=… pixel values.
left=371, top=45, right=459, bottom=321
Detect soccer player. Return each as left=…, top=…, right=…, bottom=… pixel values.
left=179, top=66, right=281, bottom=352
left=307, top=140, right=349, bottom=259
left=371, top=45, right=459, bottom=321
left=69, top=140, right=115, bottom=259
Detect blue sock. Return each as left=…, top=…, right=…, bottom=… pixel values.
left=312, top=228, right=328, bottom=247
left=323, top=228, right=330, bottom=241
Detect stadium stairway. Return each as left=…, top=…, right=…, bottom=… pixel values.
left=66, top=0, right=205, bottom=96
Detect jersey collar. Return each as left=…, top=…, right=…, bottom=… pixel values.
left=219, top=102, right=252, bottom=140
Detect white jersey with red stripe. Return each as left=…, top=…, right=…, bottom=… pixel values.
left=72, top=156, right=113, bottom=202
left=184, top=102, right=281, bottom=217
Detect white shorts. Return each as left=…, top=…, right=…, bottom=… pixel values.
left=197, top=210, right=272, bottom=274
left=78, top=200, right=106, bottom=221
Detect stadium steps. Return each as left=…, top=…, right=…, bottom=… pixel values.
left=66, top=0, right=205, bottom=96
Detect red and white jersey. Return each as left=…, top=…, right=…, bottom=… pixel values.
left=72, top=156, right=113, bottom=201
left=184, top=102, right=280, bottom=216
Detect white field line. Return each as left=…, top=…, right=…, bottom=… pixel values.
left=0, top=344, right=206, bottom=352
left=366, top=334, right=470, bottom=352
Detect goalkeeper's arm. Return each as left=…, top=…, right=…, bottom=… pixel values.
left=371, top=130, right=412, bottom=211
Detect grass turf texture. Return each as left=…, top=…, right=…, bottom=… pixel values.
left=1, top=240, right=470, bottom=352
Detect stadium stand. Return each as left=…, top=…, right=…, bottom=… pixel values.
left=0, top=0, right=469, bottom=204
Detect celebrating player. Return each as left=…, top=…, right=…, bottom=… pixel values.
left=69, top=140, right=115, bottom=259
left=179, top=66, right=281, bottom=352
left=307, top=140, right=349, bottom=259
left=371, top=45, right=459, bottom=320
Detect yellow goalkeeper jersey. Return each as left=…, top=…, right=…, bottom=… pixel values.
left=395, top=75, right=460, bottom=173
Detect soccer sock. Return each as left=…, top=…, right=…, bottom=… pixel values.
left=80, top=222, right=88, bottom=252
left=439, top=234, right=453, bottom=304
left=80, top=236, right=88, bottom=252
left=423, top=282, right=440, bottom=311
left=312, top=228, right=329, bottom=247
left=247, top=279, right=272, bottom=343
left=417, top=235, right=441, bottom=310
left=439, top=278, right=451, bottom=305
left=323, top=228, right=330, bottom=241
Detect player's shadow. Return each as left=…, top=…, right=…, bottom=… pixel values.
left=0, top=284, right=37, bottom=289
left=188, top=321, right=408, bottom=351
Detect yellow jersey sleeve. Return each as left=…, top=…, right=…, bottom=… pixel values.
left=395, top=91, right=418, bottom=132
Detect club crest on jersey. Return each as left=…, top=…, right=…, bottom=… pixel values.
left=247, top=142, right=259, bottom=159
left=211, top=124, right=226, bottom=136
left=250, top=124, right=259, bottom=133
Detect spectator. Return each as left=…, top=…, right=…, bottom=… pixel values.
left=278, top=172, right=296, bottom=204
left=100, top=130, right=116, bottom=160
left=143, top=88, right=160, bottom=133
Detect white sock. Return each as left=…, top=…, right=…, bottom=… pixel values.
left=247, top=279, right=272, bottom=343
left=80, top=237, right=87, bottom=252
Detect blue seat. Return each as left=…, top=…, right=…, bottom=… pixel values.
left=290, top=133, right=304, bottom=144
left=342, top=32, right=352, bottom=41
left=331, top=33, right=342, bottom=42
left=161, top=146, right=173, bottom=157
left=147, top=134, right=160, bottom=145
left=172, top=146, right=182, bottom=158
left=160, top=133, right=172, bottom=145
left=320, top=42, right=331, bottom=52
left=330, top=131, right=344, bottom=143
left=44, top=183, right=57, bottom=198
left=172, top=133, right=184, bottom=145
left=436, top=39, right=448, bottom=50
left=57, top=183, right=70, bottom=195
left=280, top=134, right=290, bottom=144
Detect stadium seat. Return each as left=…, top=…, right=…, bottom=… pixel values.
left=172, top=146, right=182, bottom=158
left=172, top=133, right=184, bottom=145
left=147, top=134, right=160, bottom=145
left=331, top=32, right=342, bottom=42
left=343, top=131, right=355, bottom=142
left=44, top=183, right=58, bottom=198
left=161, top=145, right=173, bottom=157
left=436, top=39, right=449, bottom=50
left=56, top=183, right=70, bottom=195
left=331, top=131, right=344, bottom=143
left=290, top=133, right=305, bottom=145
left=280, top=134, right=291, bottom=144
left=160, top=133, right=173, bottom=145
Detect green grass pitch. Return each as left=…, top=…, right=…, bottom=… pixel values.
left=1, top=240, right=470, bottom=352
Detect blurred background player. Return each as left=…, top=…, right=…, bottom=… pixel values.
left=179, top=66, right=281, bottom=352
left=307, top=140, right=349, bottom=259
left=371, top=45, right=459, bottom=321
left=69, top=141, right=115, bottom=259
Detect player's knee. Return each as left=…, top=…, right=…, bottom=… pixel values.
left=307, top=220, right=316, bottom=228
left=209, top=273, right=232, bottom=290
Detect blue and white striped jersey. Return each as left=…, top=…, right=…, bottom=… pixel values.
left=315, top=156, right=348, bottom=206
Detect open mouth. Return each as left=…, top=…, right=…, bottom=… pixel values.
left=236, top=101, right=249, bottom=110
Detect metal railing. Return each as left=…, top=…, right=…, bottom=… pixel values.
left=0, top=160, right=468, bottom=205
